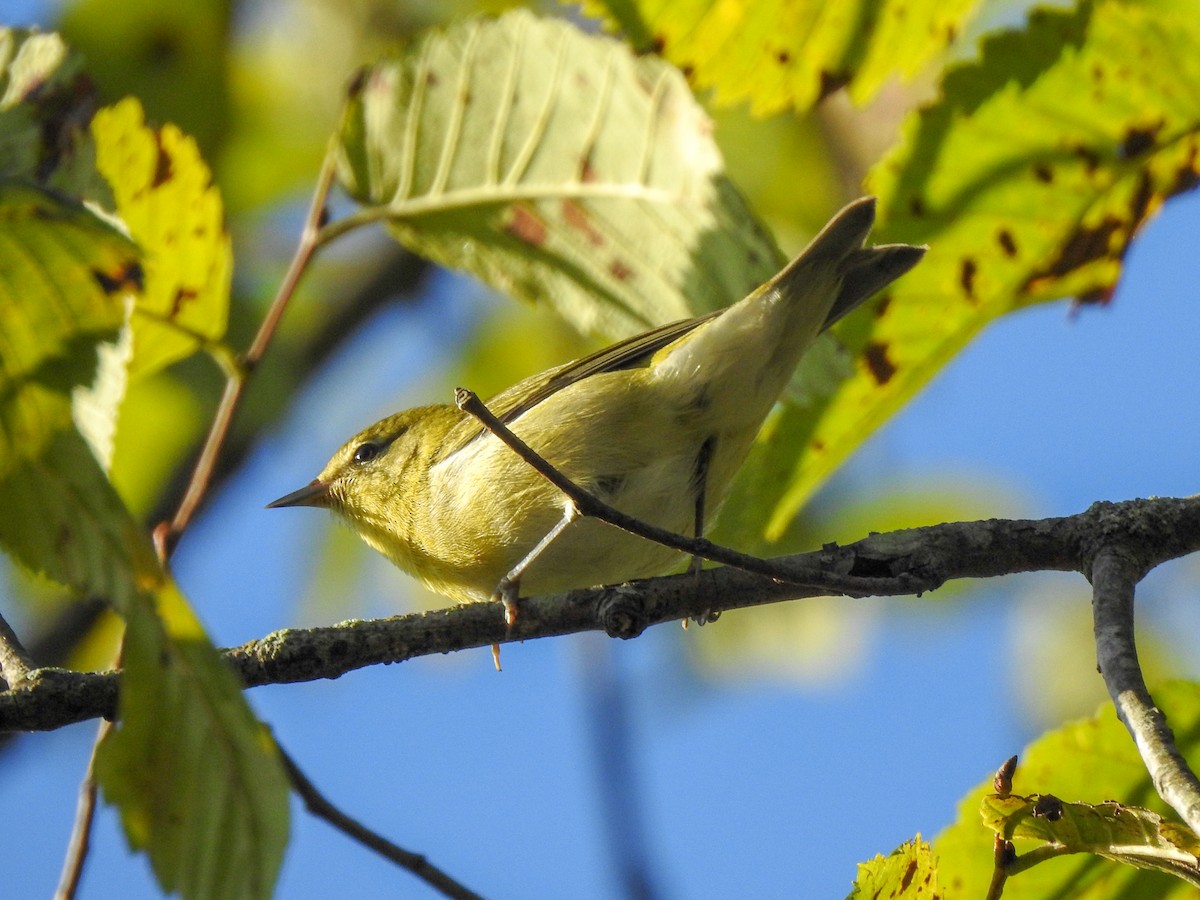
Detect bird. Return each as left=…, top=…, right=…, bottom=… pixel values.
left=269, top=197, right=923, bottom=636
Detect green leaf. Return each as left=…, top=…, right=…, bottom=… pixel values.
left=935, top=681, right=1200, bottom=898
left=0, top=28, right=105, bottom=196
left=0, top=181, right=287, bottom=900
left=743, top=0, right=1200, bottom=541
left=92, top=97, right=232, bottom=379
left=580, top=0, right=977, bottom=114
left=97, top=579, right=290, bottom=900
left=983, top=793, right=1200, bottom=886
left=335, top=9, right=781, bottom=339
left=848, top=837, right=939, bottom=898
left=0, top=179, right=151, bottom=605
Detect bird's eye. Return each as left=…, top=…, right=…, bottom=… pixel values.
left=352, top=442, right=381, bottom=464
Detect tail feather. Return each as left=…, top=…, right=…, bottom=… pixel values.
left=768, top=196, right=925, bottom=330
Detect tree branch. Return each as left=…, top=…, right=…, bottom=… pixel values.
left=278, top=747, right=484, bottom=900
left=5, top=496, right=1200, bottom=737
left=1091, top=546, right=1200, bottom=835
left=0, top=611, right=33, bottom=689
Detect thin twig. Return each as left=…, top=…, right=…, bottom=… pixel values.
left=454, top=388, right=828, bottom=585
left=0, top=611, right=33, bottom=688
left=11, top=497, right=1200, bottom=734
left=278, top=747, right=484, bottom=900
left=55, top=718, right=112, bottom=899
left=154, top=147, right=340, bottom=558
left=1091, top=547, right=1200, bottom=835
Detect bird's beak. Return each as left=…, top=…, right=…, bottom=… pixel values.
left=267, top=479, right=330, bottom=509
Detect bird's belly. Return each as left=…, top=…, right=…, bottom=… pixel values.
left=424, top=446, right=699, bottom=601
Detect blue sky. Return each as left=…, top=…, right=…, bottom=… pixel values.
left=3, top=0, right=1200, bottom=894
left=4, top=189, right=1197, bottom=898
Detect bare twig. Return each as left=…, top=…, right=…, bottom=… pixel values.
left=1091, top=547, right=1200, bottom=835
left=0, top=611, right=33, bottom=688
left=8, top=497, right=1200, bottom=735
left=278, top=747, right=483, bottom=900
left=454, top=388, right=845, bottom=586
left=154, top=147, right=340, bottom=558
left=55, top=719, right=112, bottom=899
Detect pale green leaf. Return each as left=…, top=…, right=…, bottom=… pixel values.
left=581, top=0, right=977, bottom=114
left=983, top=793, right=1200, bottom=886
left=935, top=681, right=1200, bottom=898
left=740, top=0, right=1200, bottom=542
left=335, top=9, right=781, bottom=339
left=97, top=579, right=290, bottom=900
left=848, top=837, right=939, bottom=898
left=92, top=97, right=232, bottom=379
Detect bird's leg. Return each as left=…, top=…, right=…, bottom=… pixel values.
left=684, top=437, right=719, bottom=628
left=494, top=500, right=582, bottom=626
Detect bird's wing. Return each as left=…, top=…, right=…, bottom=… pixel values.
left=443, top=310, right=721, bottom=457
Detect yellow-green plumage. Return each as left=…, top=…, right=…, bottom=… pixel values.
left=269, top=198, right=924, bottom=604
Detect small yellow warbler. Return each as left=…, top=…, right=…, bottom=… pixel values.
left=269, top=198, right=922, bottom=613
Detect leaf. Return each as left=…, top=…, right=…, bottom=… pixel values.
left=935, top=681, right=1200, bottom=898
left=581, top=0, right=977, bottom=114
left=742, top=0, right=1200, bottom=541
left=0, top=180, right=286, bottom=900
left=848, top=837, right=939, bottom=898
left=0, top=28, right=105, bottom=196
left=0, top=179, right=150, bottom=606
left=92, top=97, right=232, bottom=379
left=335, top=9, right=781, bottom=339
left=983, top=793, right=1200, bottom=885
left=97, top=579, right=290, bottom=900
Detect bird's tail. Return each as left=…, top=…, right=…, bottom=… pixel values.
left=774, top=196, right=925, bottom=329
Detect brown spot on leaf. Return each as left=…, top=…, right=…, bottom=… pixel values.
left=651, top=34, right=666, bottom=54
left=1074, top=285, right=1116, bottom=307
left=171, top=287, right=198, bottom=317
left=863, top=342, right=896, bottom=385
left=811, top=439, right=825, bottom=452
left=1038, top=217, right=1122, bottom=281
left=908, top=195, right=926, bottom=217
left=997, top=229, right=1017, bottom=257
left=680, top=64, right=695, bottom=79
left=874, top=294, right=891, bottom=318
left=776, top=50, right=791, bottom=64
left=1129, top=171, right=1155, bottom=226
left=1171, top=163, right=1200, bottom=197
left=1073, top=144, right=1100, bottom=174
left=561, top=200, right=603, bottom=246
left=152, top=133, right=172, bottom=188
left=1120, top=122, right=1162, bottom=160
left=959, top=258, right=977, bottom=299
left=609, top=259, right=633, bottom=282
left=900, top=859, right=917, bottom=891
left=93, top=260, right=144, bottom=295
left=1033, top=163, right=1054, bottom=184
left=505, top=205, right=546, bottom=247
